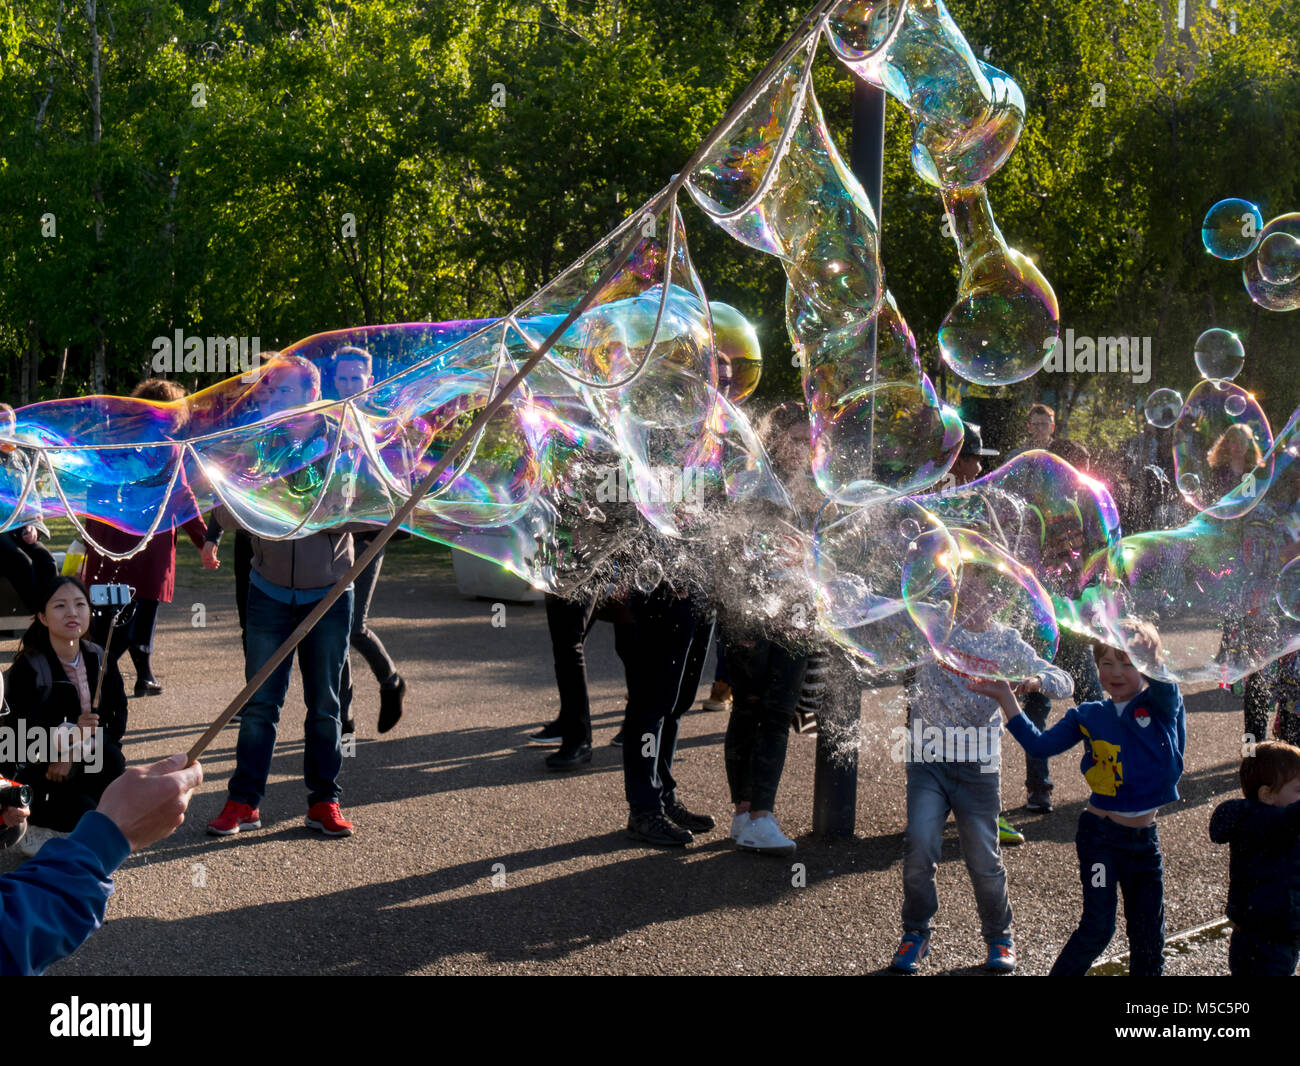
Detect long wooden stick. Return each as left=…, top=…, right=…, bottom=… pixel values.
left=186, top=0, right=841, bottom=763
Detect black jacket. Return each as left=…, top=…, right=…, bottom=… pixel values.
left=1209, top=798, right=1300, bottom=942
left=1, top=642, right=127, bottom=778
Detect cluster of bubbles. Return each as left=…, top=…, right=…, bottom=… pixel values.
left=4, top=2, right=1300, bottom=695
left=1203, top=197, right=1300, bottom=310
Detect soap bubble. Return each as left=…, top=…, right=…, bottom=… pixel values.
left=1258, top=232, right=1300, bottom=285
left=633, top=557, right=665, bottom=595
left=814, top=497, right=957, bottom=671
left=1193, top=328, right=1245, bottom=383
left=1202, top=198, right=1263, bottom=260
left=1144, top=388, right=1184, bottom=429
left=905, top=527, right=1059, bottom=680
left=1243, top=213, right=1300, bottom=311
left=1276, top=558, right=1300, bottom=621
left=1172, top=380, right=1274, bottom=519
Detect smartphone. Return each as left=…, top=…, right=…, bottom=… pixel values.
left=90, top=583, right=133, bottom=607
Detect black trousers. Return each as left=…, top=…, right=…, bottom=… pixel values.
left=544, top=591, right=635, bottom=748
left=19, top=744, right=126, bottom=832
left=621, top=587, right=713, bottom=816
left=0, top=532, right=57, bottom=614
left=723, top=635, right=807, bottom=812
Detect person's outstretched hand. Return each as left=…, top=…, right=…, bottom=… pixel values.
left=95, top=753, right=202, bottom=852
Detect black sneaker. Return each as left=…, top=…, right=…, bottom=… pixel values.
left=378, top=675, right=405, bottom=734
left=610, top=728, right=625, bottom=748
left=1026, top=789, right=1053, bottom=813
left=665, top=798, right=715, bottom=833
left=545, top=743, right=592, bottom=771
left=529, top=722, right=564, bottom=745
left=626, top=812, right=692, bottom=847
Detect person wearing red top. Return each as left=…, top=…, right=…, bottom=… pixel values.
left=81, top=379, right=217, bottom=698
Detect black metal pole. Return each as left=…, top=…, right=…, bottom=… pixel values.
left=812, top=76, right=885, bottom=840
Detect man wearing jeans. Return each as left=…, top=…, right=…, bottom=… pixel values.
left=206, top=354, right=366, bottom=838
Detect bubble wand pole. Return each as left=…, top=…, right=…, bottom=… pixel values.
left=186, top=0, right=845, bottom=763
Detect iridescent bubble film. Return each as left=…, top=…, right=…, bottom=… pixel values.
left=1202, top=197, right=1263, bottom=260
left=1144, top=388, right=1184, bottom=429
left=1243, top=213, right=1300, bottom=311
left=1258, top=231, right=1300, bottom=286
left=1193, top=327, right=1245, bottom=384
left=1172, top=380, right=1273, bottom=519
left=8, top=0, right=1300, bottom=698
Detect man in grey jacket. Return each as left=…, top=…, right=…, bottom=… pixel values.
left=206, top=354, right=364, bottom=838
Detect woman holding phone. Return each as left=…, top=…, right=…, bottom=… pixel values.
left=1, top=576, right=127, bottom=855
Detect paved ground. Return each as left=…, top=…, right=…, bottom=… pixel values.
left=17, top=542, right=1255, bottom=976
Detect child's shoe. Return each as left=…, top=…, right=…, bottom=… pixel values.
left=998, top=814, right=1025, bottom=846
left=890, top=932, right=930, bottom=973
left=986, top=937, right=1016, bottom=972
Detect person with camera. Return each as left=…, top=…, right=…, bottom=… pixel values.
left=1, top=576, right=128, bottom=855
left=0, top=748, right=202, bottom=975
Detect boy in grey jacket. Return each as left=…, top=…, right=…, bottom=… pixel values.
left=890, top=569, right=1073, bottom=973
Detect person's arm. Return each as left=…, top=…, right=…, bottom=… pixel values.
left=1023, top=661, right=1074, bottom=701
left=0, top=752, right=200, bottom=976
left=969, top=677, right=1086, bottom=757
left=1003, top=705, right=1085, bottom=758
left=181, top=513, right=208, bottom=553
left=0, top=811, right=129, bottom=975
left=1143, top=678, right=1183, bottom=720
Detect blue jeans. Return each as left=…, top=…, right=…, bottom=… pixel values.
left=228, top=582, right=353, bottom=809
left=902, top=761, right=1013, bottom=943
left=1050, top=811, right=1165, bottom=975
left=1229, top=927, right=1299, bottom=976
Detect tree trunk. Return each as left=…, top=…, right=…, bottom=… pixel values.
left=87, top=0, right=106, bottom=394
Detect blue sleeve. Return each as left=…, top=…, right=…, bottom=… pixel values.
left=1006, top=705, right=1085, bottom=759
left=0, top=812, right=131, bottom=976
left=1143, top=680, right=1182, bottom=720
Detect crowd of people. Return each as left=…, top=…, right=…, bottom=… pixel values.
left=0, top=371, right=1296, bottom=977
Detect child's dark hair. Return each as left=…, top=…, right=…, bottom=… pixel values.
left=1241, top=741, right=1300, bottom=802
left=16, top=575, right=91, bottom=661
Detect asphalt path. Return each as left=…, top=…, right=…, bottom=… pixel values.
left=23, top=554, right=1251, bottom=976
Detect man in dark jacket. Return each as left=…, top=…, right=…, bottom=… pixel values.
left=1209, top=740, right=1300, bottom=975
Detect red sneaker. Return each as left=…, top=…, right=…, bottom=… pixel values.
left=207, top=800, right=261, bottom=836
left=305, top=801, right=354, bottom=837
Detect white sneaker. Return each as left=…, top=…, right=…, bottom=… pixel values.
left=735, top=813, right=796, bottom=856
left=730, top=812, right=747, bottom=841
left=18, top=825, right=65, bottom=858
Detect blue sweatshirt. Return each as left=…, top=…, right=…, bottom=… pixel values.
left=0, top=811, right=131, bottom=975
left=1005, top=680, right=1186, bottom=813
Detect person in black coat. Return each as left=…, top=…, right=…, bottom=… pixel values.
left=1209, top=740, right=1300, bottom=976
left=1, top=576, right=127, bottom=833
